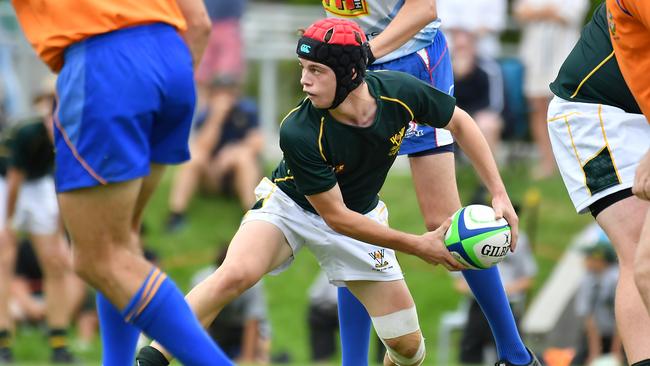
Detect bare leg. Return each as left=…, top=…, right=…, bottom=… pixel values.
left=151, top=220, right=294, bottom=360
left=0, top=230, right=16, bottom=331
left=30, top=233, right=74, bottom=329
left=596, top=196, right=650, bottom=363
left=346, top=280, right=424, bottom=366
left=409, top=152, right=462, bottom=230
left=634, top=207, right=650, bottom=314
left=528, top=96, right=556, bottom=179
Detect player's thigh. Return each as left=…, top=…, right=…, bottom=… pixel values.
left=345, top=279, right=415, bottom=317
left=596, top=196, right=650, bottom=266
left=58, top=179, right=142, bottom=258
left=29, top=233, right=70, bottom=273
left=132, top=163, right=166, bottom=231
left=409, top=152, right=461, bottom=229
left=220, top=220, right=293, bottom=280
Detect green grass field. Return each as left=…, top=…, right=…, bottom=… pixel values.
left=9, top=160, right=592, bottom=365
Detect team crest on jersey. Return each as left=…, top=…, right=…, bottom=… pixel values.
left=607, top=8, right=618, bottom=40
left=322, top=0, right=369, bottom=17
left=368, top=249, right=391, bottom=270
left=389, top=127, right=405, bottom=156
left=331, top=163, right=345, bottom=174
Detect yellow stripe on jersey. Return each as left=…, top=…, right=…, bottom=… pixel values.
left=273, top=176, right=294, bottom=182
left=380, top=96, right=415, bottom=120
left=279, top=98, right=308, bottom=127
left=318, top=117, right=327, bottom=162
left=569, top=51, right=614, bottom=99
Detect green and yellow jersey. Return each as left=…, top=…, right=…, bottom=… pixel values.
left=550, top=3, right=640, bottom=114
left=272, top=70, right=456, bottom=214
left=5, top=118, right=54, bottom=180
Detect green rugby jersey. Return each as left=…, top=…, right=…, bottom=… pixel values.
left=6, top=118, right=54, bottom=180
left=272, top=70, right=456, bottom=215
left=550, top=3, right=640, bottom=114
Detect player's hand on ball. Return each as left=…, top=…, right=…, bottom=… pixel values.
left=633, top=150, right=650, bottom=201
left=491, top=193, right=519, bottom=251
left=417, top=218, right=466, bottom=271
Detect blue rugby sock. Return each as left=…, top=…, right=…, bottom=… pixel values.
left=462, top=267, right=530, bottom=364
left=123, top=268, right=233, bottom=366
left=97, top=292, right=141, bottom=366
left=338, top=287, right=371, bottom=366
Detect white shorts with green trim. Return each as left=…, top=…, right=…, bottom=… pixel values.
left=547, top=96, right=649, bottom=214
left=241, top=177, right=404, bottom=286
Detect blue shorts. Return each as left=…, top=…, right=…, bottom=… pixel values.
left=369, top=30, right=454, bottom=156
left=54, top=23, right=195, bottom=192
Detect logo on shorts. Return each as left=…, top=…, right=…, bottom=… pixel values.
left=389, top=127, right=406, bottom=156
left=369, top=249, right=390, bottom=269
left=322, top=0, right=369, bottom=17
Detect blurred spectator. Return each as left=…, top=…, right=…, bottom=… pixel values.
left=514, top=0, right=588, bottom=179
left=9, top=238, right=97, bottom=351
left=450, top=28, right=505, bottom=162
left=307, top=271, right=338, bottom=363
left=191, top=246, right=270, bottom=364
left=438, top=0, right=507, bottom=58
left=572, top=236, right=622, bottom=366
left=166, top=79, right=263, bottom=232
left=454, top=233, right=538, bottom=365
left=0, top=75, right=78, bottom=363
left=193, top=0, right=247, bottom=153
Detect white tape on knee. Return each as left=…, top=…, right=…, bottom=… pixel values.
left=371, top=306, right=420, bottom=339
left=385, top=336, right=426, bottom=366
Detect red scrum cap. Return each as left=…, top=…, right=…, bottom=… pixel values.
left=297, top=18, right=370, bottom=109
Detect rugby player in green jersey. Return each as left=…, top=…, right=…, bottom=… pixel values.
left=548, top=3, right=650, bottom=365
left=137, top=18, right=527, bottom=366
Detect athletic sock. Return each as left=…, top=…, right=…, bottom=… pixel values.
left=0, top=329, right=11, bottom=360
left=338, top=286, right=371, bottom=366
left=124, top=267, right=233, bottom=366
left=462, top=267, right=531, bottom=364
left=632, top=360, right=650, bottom=366
left=48, top=328, right=69, bottom=351
left=97, top=292, right=141, bottom=366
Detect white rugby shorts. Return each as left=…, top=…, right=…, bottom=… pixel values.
left=241, top=178, right=404, bottom=286
left=547, top=96, right=650, bottom=214
left=12, top=176, right=59, bottom=235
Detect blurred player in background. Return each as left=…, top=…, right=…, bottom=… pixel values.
left=0, top=78, right=78, bottom=363
left=547, top=3, right=650, bottom=365
left=323, top=1, right=535, bottom=365
left=10, top=0, right=234, bottom=365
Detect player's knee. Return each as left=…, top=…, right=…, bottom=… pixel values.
left=211, top=264, right=260, bottom=298
left=633, top=255, right=650, bottom=292
left=372, top=306, right=425, bottom=366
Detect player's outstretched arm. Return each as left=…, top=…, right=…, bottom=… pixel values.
left=306, top=185, right=465, bottom=271
left=367, top=0, right=437, bottom=60
left=175, top=0, right=211, bottom=68
left=445, top=106, right=520, bottom=250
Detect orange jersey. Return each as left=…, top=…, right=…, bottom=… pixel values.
left=606, top=0, right=650, bottom=120
left=12, top=0, right=187, bottom=72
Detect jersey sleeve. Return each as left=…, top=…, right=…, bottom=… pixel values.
left=402, top=73, right=457, bottom=129
left=279, top=120, right=337, bottom=196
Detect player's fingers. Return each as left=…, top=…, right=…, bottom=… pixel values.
left=493, top=205, right=504, bottom=220
left=510, top=224, right=519, bottom=252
